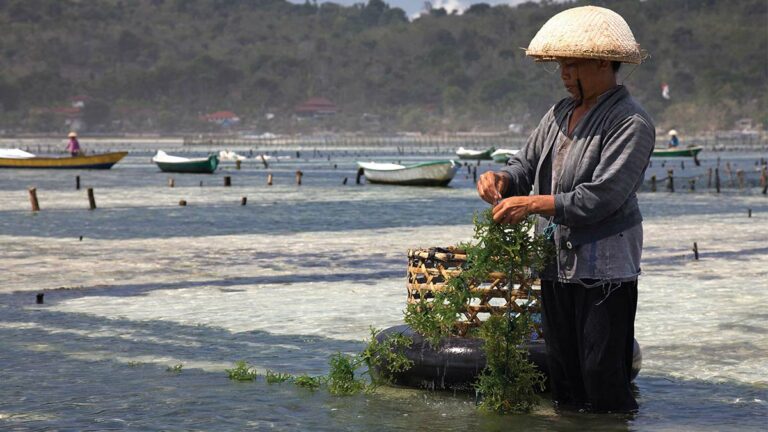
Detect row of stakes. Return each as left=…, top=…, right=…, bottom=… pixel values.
left=27, top=169, right=368, bottom=211
left=27, top=163, right=765, bottom=212
left=650, top=165, right=768, bottom=194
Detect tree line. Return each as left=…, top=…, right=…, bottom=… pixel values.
left=0, top=0, right=765, bottom=134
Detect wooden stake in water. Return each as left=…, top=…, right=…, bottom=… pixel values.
left=87, top=188, right=96, bottom=210
left=224, top=176, right=231, bottom=187
left=236, top=160, right=241, bottom=170
left=179, top=199, right=187, bottom=206
left=76, top=175, right=80, bottom=190
left=36, top=293, right=44, bottom=304
left=29, top=187, right=40, bottom=212
left=715, top=168, right=721, bottom=193
left=241, top=197, right=247, bottom=206
left=267, top=173, right=273, bottom=186
left=168, top=178, right=175, bottom=188
left=356, top=168, right=364, bottom=185
left=692, top=242, right=699, bottom=260
left=651, top=175, right=657, bottom=192
left=295, top=170, right=303, bottom=185
left=666, top=169, right=674, bottom=193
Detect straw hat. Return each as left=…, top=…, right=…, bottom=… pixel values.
left=68, top=131, right=77, bottom=138
left=668, top=130, right=678, bottom=136
left=525, top=6, right=646, bottom=64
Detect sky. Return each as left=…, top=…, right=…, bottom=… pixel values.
left=288, top=1, right=541, bottom=19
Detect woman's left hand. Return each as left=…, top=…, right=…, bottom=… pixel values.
left=492, top=196, right=531, bottom=225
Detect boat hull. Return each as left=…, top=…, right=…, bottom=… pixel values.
left=155, top=155, right=219, bottom=173
left=457, top=149, right=494, bottom=160
left=0, top=152, right=128, bottom=169
left=652, top=146, right=703, bottom=157
left=359, top=161, right=459, bottom=187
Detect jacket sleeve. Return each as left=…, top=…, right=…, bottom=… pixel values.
left=498, top=109, right=553, bottom=197
left=554, top=113, right=655, bottom=226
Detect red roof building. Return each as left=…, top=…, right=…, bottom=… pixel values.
left=200, top=111, right=240, bottom=126
left=294, top=97, right=337, bottom=117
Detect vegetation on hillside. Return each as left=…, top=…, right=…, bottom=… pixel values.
left=0, top=0, right=764, bottom=134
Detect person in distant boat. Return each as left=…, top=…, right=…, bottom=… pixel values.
left=476, top=5, right=654, bottom=413
left=66, top=132, right=81, bottom=156
left=667, top=130, right=680, bottom=148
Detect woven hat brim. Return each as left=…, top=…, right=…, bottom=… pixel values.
left=525, top=6, right=647, bottom=65
left=525, top=48, right=647, bottom=64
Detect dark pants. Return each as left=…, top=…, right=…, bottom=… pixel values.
left=540, top=279, right=638, bottom=412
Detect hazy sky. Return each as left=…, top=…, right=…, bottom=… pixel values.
left=288, top=1, right=541, bottom=18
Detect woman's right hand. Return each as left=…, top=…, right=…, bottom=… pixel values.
left=477, top=172, right=510, bottom=204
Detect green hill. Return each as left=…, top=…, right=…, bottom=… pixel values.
left=0, top=0, right=765, bottom=134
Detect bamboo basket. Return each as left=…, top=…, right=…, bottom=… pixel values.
left=406, top=246, right=542, bottom=337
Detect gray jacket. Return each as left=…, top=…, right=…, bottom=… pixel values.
left=500, top=85, right=655, bottom=248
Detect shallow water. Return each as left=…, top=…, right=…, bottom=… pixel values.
left=1, top=149, right=766, bottom=431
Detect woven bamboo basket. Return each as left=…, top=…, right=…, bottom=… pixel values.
left=406, top=246, right=542, bottom=337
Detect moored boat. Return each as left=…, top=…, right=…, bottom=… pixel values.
left=491, top=148, right=520, bottom=163
left=652, top=145, right=703, bottom=157
left=0, top=149, right=127, bottom=169
left=357, top=160, right=459, bottom=186
left=456, top=146, right=495, bottom=160
left=152, top=150, right=219, bottom=174
left=218, top=150, right=247, bottom=161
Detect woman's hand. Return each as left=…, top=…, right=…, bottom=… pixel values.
left=492, top=195, right=556, bottom=225
left=492, top=196, right=531, bottom=225
left=477, top=172, right=510, bottom=204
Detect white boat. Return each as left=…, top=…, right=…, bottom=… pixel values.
left=218, top=150, right=247, bottom=161
left=356, top=160, right=460, bottom=186
left=456, top=146, right=495, bottom=160
left=490, top=148, right=520, bottom=163
left=0, top=148, right=36, bottom=159
left=152, top=150, right=219, bottom=173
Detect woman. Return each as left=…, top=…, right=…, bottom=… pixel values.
left=66, top=132, right=81, bottom=156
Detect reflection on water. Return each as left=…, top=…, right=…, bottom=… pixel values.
left=1, top=150, right=766, bottom=430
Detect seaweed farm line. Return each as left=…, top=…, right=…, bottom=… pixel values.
left=0, top=148, right=766, bottom=431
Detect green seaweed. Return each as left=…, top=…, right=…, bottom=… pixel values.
left=226, top=360, right=259, bottom=381
left=265, top=370, right=293, bottom=384
left=403, top=208, right=553, bottom=413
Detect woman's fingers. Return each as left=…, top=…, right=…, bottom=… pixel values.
left=492, top=197, right=529, bottom=225
left=477, top=172, right=499, bottom=204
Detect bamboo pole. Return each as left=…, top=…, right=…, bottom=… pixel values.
left=715, top=168, right=721, bottom=193
left=666, top=169, right=674, bottom=193
left=29, top=187, right=40, bottom=212
left=87, top=188, right=96, bottom=210
left=267, top=173, right=273, bottom=186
